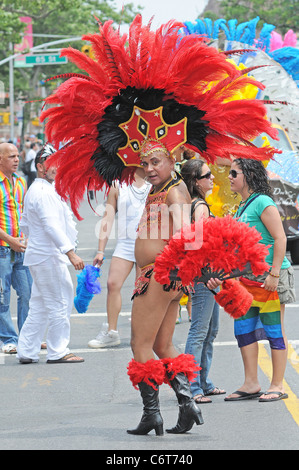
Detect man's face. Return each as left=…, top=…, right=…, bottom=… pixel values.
left=0, top=144, right=19, bottom=176
left=38, top=162, right=57, bottom=183
left=140, top=151, right=174, bottom=188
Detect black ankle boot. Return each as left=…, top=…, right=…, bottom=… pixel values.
left=165, top=371, right=204, bottom=434
left=127, top=381, right=164, bottom=436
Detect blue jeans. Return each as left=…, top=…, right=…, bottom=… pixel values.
left=185, top=282, right=219, bottom=396
left=0, top=247, right=32, bottom=345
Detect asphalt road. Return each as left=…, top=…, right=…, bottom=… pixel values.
left=1, top=191, right=298, bottom=452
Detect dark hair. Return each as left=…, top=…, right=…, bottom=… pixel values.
left=234, top=158, right=273, bottom=199
left=180, top=159, right=206, bottom=199
left=182, top=148, right=195, bottom=160
left=35, top=143, right=56, bottom=169
left=35, top=150, right=47, bottom=169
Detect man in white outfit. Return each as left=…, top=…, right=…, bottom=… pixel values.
left=17, top=144, right=85, bottom=364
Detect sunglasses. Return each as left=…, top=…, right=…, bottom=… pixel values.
left=229, top=169, right=243, bottom=178
left=197, top=171, right=212, bottom=180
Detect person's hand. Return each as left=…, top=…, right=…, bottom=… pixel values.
left=261, top=274, right=279, bottom=292
left=93, top=252, right=104, bottom=267
left=206, top=278, right=223, bottom=291
left=8, top=236, right=27, bottom=253
left=67, top=250, right=84, bottom=270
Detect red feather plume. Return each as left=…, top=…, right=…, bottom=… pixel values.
left=40, top=15, right=280, bottom=218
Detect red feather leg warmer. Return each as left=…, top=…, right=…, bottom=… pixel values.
left=214, top=279, right=253, bottom=319
left=162, top=354, right=201, bottom=385
left=127, top=358, right=166, bottom=390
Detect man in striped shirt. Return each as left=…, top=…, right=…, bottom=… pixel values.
left=0, top=142, right=32, bottom=354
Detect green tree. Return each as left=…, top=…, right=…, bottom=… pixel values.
left=0, top=0, right=141, bottom=139
left=219, top=0, right=299, bottom=34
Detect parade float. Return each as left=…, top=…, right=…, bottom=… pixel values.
left=181, top=17, right=299, bottom=263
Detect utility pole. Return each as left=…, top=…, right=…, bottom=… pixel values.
left=9, top=43, right=14, bottom=141
left=0, top=37, right=82, bottom=142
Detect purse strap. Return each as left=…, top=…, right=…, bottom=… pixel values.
left=190, top=198, right=210, bottom=221
left=236, top=194, right=260, bottom=218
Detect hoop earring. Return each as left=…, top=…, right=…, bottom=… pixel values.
left=171, top=170, right=177, bottom=180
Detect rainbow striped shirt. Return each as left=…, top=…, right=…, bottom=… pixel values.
left=0, top=170, right=27, bottom=246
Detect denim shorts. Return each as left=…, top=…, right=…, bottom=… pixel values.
left=244, top=265, right=296, bottom=305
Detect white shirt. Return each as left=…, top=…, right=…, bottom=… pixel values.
left=116, top=181, right=151, bottom=240
left=20, top=178, right=78, bottom=266
left=25, top=148, right=37, bottom=172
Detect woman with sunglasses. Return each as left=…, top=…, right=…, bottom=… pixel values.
left=181, top=159, right=226, bottom=404
left=211, top=158, right=296, bottom=402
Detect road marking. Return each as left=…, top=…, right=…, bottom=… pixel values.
left=288, top=344, right=299, bottom=374
left=258, top=343, right=299, bottom=427
left=25, top=339, right=298, bottom=356
left=10, top=304, right=298, bottom=321
left=21, top=372, right=34, bottom=389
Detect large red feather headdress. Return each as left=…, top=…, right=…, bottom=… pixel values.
left=40, top=15, right=279, bottom=219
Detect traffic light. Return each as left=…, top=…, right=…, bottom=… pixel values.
left=81, top=45, right=94, bottom=59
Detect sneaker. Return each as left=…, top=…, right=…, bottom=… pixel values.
left=88, top=323, right=121, bottom=348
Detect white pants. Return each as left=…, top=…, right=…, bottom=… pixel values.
left=17, top=260, right=73, bottom=361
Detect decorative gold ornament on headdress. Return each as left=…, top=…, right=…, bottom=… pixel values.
left=139, top=138, right=170, bottom=158
left=117, top=106, right=187, bottom=165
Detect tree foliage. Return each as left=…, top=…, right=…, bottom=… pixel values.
left=219, top=0, right=299, bottom=34
left=0, top=0, right=141, bottom=136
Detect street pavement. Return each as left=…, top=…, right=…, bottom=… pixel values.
left=1, top=191, right=299, bottom=452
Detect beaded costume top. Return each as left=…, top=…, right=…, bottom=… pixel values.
left=137, top=177, right=181, bottom=241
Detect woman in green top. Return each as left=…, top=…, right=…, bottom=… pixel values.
left=208, top=158, right=296, bottom=402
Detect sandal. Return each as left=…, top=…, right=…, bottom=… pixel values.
left=259, top=391, right=288, bottom=402
left=47, top=353, right=84, bottom=364
left=205, top=387, right=226, bottom=396
left=2, top=344, right=17, bottom=354
left=193, top=394, right=212, bottom=404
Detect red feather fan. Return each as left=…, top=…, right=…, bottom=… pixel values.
left=40, top=15, right=280, bottom=218
left=154, top=215, right=269, bottom=285
left=154, top=215, right=269, bottom=319
left=214, top=279, right=254, bottom=319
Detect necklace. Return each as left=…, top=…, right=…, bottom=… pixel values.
left=239, top=192, right=256, bottom=205
left=128, top=182, right=149, bottom=202
left=236, top=193, right=260, bottom=218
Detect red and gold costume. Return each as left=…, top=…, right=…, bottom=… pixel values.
left=132, top=176, right=191, bottom=299
left=39, top=15, right=280, bottom=435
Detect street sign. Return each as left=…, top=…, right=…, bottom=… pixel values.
left=25, top=54, right=68, bottom=65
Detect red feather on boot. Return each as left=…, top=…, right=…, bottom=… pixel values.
left=127, top=358, right=165, bottom=390
left=162, top=354, right=201, bottom=385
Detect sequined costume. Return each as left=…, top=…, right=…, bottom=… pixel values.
left=132, top=176, right=191, bottom=299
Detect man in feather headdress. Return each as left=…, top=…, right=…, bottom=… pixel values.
left=39, top=15, right=279, bottom=433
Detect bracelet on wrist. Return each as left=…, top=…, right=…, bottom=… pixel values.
left=269, top=271, right=279, bottom=278
left=97, top=250, right=104, bottom=254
